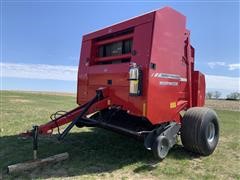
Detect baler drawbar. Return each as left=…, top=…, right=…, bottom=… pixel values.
left=21, top=7, right=219, bottom=160
left=22, top=87, right=109, bottom=137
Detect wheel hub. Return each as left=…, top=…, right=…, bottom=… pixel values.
left=158, top=137, right=170, bottom=158
left=207, top=122, right=215, bottom=143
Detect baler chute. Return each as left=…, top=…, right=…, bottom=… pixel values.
left=21, top=7, right=219, bottom=161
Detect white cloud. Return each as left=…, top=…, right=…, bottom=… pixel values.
left=1, top=63, right=239, bottom=92
left=0, top=63, right=78, bottom=81
left=205, top=75, right=240, bottom=92
left=207, top=61, right=226, bottom=69
left=228, top=63, right=240, bottom=71
left=207, top=61, right=240, bottom=71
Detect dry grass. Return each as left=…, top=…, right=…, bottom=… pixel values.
left=206, top=99, right=240, bottom=111
left=0, top=91, right=240, bottom=179
left=3, top=90, right=76, bottom=97
left=10, top=99, right=32, bottom=103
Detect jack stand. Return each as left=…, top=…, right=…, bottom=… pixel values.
left=32, top=126, right=39, bottom=160
left=7, top=126, right=69, bottom=173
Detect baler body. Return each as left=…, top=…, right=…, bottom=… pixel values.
left=77, top=7, right=205, bottom=125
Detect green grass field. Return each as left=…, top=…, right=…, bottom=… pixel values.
left=0, top=91, right=240, bottom=179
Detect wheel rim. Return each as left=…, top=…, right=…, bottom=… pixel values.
left=159, top=137, right=169, bottom=158
left=207, top=122, right=215, bottom=143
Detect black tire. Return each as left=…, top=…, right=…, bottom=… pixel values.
left=181, top=107, right=219, bottom=156
left=152, top=135, right=170, bottom=160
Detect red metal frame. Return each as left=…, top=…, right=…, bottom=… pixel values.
left=95, top=33, right=133, bottom=46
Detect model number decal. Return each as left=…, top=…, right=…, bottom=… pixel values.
left=160, top=81, right=178, bottom=86
left=151, top=72, right=187, bottom=82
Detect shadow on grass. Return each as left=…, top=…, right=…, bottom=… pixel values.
left=168, top=144, right=201, bottom=160
left=0, top=128, right=198, bottom=179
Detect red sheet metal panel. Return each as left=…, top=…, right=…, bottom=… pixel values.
left=95, top=54, right=131, bottom=63
left=83, top=12, right=155, bottom=41
left=147, top=7, right=188, bottom=124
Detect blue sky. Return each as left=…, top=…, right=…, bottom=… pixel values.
left=1, top=1, right=239, bottom=96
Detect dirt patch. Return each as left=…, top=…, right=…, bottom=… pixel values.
left=205, top=100, right=240, bottom=111
left=10, top=99, right=32, bottom=103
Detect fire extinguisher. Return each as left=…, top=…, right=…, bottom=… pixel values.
left=129, top=62, right=142, bottom=96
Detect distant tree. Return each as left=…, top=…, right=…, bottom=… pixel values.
left=213, top=91, right=221, bottom=99
left=206, top=92, right=213, bottom=99
left=226, top=92, right=240, bottom=100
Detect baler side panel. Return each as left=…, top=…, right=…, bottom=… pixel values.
left=87, top=63, right=130, bottom=108
left=147, top=8, right=188, bottom=124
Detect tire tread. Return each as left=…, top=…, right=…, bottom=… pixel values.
left=181, top=107, right=218, bottom=155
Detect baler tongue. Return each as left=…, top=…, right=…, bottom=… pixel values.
left=20, top=87, right=108, bottom=138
